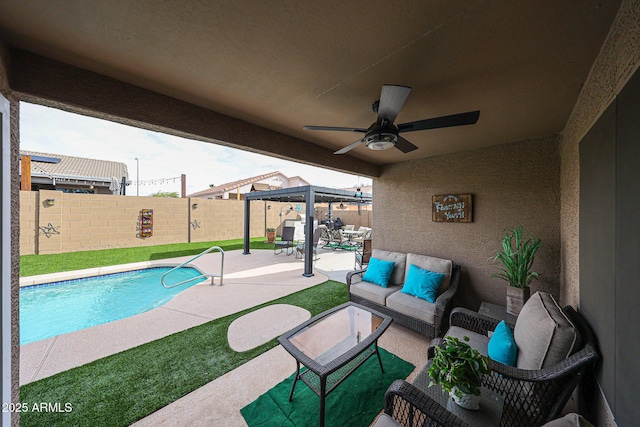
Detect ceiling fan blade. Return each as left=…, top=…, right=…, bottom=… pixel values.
left=397, top=110, right=480, bottom=133
left=377, top=85, right=412, bottom=124
left=395, top=136, right=418, bottom=153
left=334, top=138, right=365, bottom=155
left=303, top=125, right=367, bottom=133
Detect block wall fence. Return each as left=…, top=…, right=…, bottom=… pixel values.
left=19, top=190, right=373, bottom=255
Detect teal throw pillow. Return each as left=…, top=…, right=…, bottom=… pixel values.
left=488, top=320, right=518, bottom=366
left=362, top=257, right=395, bottom=288
left=400, top=264, right=445, bottom=303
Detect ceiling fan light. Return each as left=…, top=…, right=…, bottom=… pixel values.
left=366, top=140, right=395, bottom=150
left=364, top=132, right=397, bottom=150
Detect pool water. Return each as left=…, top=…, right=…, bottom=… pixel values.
left=20, top=267, right=204, bottom=345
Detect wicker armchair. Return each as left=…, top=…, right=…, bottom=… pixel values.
left=371, top=380, right=470, bottom=427
left=428, top=306, right=599, bottom=427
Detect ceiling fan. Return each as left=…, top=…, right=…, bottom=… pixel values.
left=303, top=85, right=480, bottom=155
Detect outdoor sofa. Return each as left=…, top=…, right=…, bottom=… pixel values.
left=346, top=249, right=461, bottom=338
left=377, top=291, right=599, bottom=427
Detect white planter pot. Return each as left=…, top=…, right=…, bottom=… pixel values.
left=449, top=386, right=480, bottom=410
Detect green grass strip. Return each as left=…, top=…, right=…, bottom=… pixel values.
left=20, top=238, right=275, bottom=277
left=20, top=280, right=349, bottom=427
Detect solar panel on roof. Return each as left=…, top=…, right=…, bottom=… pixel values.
left=21, top=155, right=61, bottom=163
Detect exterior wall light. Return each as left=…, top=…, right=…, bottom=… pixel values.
left=45, top=198, right=55, bottom=207
left=192, top=203, right=199, bottom=210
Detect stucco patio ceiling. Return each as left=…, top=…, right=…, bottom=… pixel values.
left=0, top=0, right=621, bottom=173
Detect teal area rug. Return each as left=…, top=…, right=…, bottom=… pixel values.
left=241, top=347, right=414, bottom=427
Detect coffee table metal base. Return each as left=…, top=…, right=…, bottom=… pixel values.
left=288, top=342, right=384, bottom=426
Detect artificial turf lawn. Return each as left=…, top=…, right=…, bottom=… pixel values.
left=20, top=238, right=274, bottom=277
left=20, top=280, right=349, bottom=427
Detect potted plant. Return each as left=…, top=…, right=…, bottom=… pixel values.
left=266, top=227, right=276, bottom=243
left=492, top=225, right=542, bottom=315
left=428, top=336, right=489, bottom=410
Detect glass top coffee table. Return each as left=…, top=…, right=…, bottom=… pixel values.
left=278, top=302, right=392, bottom=427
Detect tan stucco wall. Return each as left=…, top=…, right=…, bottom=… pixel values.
left=561, top=0, right=640, bottom=309
left=19, top=192, right=302, bottom=254
left=18, top=190, right=38, bottom=254
left=314, top=207, right=373, bottom=230
left=559, top=3, right=640, bottom=424
left=374, top=136, right=561, bottom=310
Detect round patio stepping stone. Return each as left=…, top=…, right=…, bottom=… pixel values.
left=227, top=304, right=310, bottom=352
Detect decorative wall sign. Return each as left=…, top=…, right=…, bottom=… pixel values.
left=39, top=223, right=60, bottom=238
left=140, top=209, right=153, bottom=237
left=190, top=219, right=200, bottom=230
left=432, top=194, right=472, bottom=223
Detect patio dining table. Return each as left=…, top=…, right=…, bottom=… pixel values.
left=340, top=229, right=364, bottom=242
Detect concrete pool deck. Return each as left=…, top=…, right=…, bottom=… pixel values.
left=20, top=247, right=357, bottom=384
left=20, top=247, right=431, bottom=426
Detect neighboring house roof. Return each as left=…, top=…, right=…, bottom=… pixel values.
left=20, top=150, right=129, bottom=183
left=188, top=171, right=310, bottom=198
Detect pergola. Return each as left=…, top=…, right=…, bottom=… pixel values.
left=243, top=185, right=372, bottom=277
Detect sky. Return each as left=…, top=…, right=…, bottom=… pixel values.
left=19, top=103, right=371, bottom=196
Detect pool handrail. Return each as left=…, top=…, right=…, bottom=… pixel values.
left=161, top=246, right=224, bottom=288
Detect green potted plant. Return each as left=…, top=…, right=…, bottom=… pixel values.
left=266, top=227, right=276, bottom=243
left=428, top=336, right=490, bottom=410
left=492, top=225, right=542, bottom=315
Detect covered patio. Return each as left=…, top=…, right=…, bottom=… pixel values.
left=2, top=1, right=640, bottom=425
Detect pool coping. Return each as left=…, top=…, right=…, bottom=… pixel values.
left=19, top=260, right=201, bottom=288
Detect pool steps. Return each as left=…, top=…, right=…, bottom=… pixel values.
left=161, top=246, right=224, bottom=287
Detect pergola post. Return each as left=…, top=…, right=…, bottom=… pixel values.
left=303, top=187, right=315, bottom=277
left=243, top=197, right=251, bottom=254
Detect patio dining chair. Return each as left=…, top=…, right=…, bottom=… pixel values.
left=295, top=228, right=323, bottom=261
left=274, top=226, right=295, bottom=255
left=352, top=227, right=372, bottom=246
left=317, top=224, right=332, bottom=245
left=354, top=238, right=371, bottom=269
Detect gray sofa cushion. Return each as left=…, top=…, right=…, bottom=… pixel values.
left=386, top=291, right=437, bottom=324
left=405, top=253, right=453, bottom=294
left=371, top=249, right=407, bottom=286
left=445, top=325, right=489, bottom=356
left=350, top=282, right=401, bottom=306
left=514, top=292, right=578, bottom=370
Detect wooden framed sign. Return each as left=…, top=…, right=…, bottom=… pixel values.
left=432, top=194, right=472, bottom=223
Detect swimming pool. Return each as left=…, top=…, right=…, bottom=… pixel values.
left=20, top=267, right=204, bottom=345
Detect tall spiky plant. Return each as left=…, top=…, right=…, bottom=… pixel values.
left=492, top=226, right=541, bottom=288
